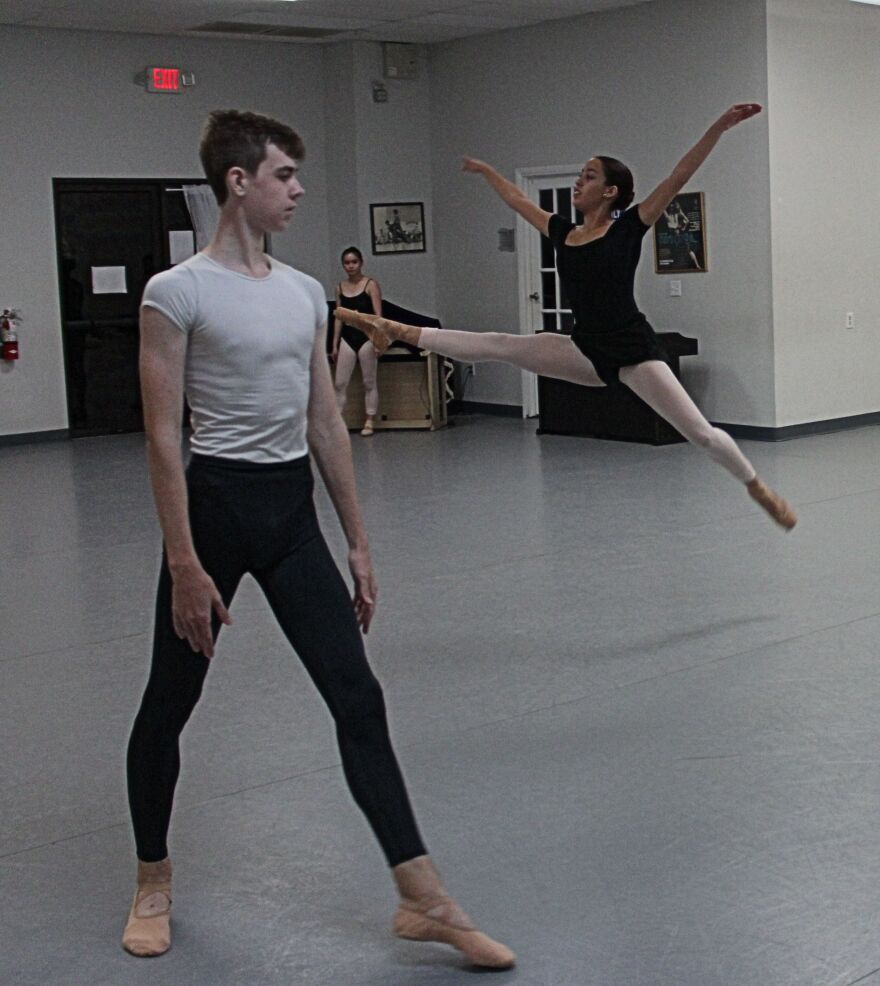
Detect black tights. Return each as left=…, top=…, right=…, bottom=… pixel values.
left=127, top=453, right=426, bottom=867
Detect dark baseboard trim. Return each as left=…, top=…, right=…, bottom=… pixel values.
left=717, top=411, right=880, bottom=442
left=0, top=428, right=69, bottom=447
left=449, top=403, right=880, bottom=440
left=3, top=411, right=876, bottom=447
left=449, top=400, right=523, bottom=418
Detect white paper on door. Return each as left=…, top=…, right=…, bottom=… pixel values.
left=91, top=266, right=127, bottom=294
left=169, top=230, right=195, bottom=265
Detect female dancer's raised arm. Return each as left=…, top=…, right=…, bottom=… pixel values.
left=462, top=157, right=553, bottom=236
left=638, top=103, right=762, bottom=227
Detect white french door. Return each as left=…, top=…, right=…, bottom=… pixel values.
left=515, top=165, right=583, bottom=417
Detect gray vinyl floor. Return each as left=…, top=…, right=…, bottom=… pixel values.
left=3, top=415, right=880, bottom=986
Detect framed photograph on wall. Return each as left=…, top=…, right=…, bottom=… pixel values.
left=653, top=191, right=707, bottom=273
left=370, top=202, right=426, bottom=255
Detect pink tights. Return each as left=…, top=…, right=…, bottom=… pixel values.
left=416, top=328, right=756, bottom=484
left=334, top=339, right=379, bottom=417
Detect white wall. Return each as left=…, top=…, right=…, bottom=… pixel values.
left=322, top=43, right=359, bottom=286
left=767, top=0, right=880, bottom=427
left=429, top=0, right=776, bottom=425
left=4, top=4, right=877, bottom=438
left=0, top=26, right=331, bottom=438
left=323, top=41, right=437, bottom=314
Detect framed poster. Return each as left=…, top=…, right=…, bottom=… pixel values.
left=370, top=202, right=425, bottom=255
left=653, top=192, right=707, bottom=273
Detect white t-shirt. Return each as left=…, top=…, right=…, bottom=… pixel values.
left=141, top=253, right=327, bottom=463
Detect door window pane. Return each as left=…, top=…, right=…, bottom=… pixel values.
left=541, top=271, right=557, bottom=309
left=557, top=187, right=572, bottom=220
left=541, top=233, right=554, bottom=269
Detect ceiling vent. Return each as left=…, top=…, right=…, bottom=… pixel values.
left=190, top=21, right=344, bottom=39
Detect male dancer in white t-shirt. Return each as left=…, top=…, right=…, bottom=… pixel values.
left=121, top=109, right=514, bottom=970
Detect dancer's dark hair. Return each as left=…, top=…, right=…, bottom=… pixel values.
left=595, top=156, right=635, bottom=212
left=341, top=246, right=364, bottom=263
left=200, top=109, right=305, bottom=205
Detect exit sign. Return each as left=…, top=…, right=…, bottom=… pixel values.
left=146, top=66, right=182, bottom=93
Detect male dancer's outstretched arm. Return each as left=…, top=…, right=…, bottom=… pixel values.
left=306, top=319, right=377, bottom=632
left=139, top=306, right=232, bottom=658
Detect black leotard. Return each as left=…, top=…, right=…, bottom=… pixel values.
left=338, top=280, right=376, bottom=354
left=547, top=207, right=665, bottom=384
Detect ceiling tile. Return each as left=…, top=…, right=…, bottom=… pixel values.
left=0, top=0, right=657, bottom=42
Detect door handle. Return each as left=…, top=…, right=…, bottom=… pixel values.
left=528, top=292, right=540, bottom=301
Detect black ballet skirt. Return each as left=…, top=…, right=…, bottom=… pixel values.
left=338, top=280, right=376, bottom=354
left=547, top=208, right=665, bottom=384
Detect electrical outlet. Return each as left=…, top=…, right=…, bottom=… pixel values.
left=845, top=312, right=855, bottom=329
left=669, top=280, right=682, bottom=297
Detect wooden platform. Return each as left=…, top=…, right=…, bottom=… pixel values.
left=334, top=348, right=448, bottom=432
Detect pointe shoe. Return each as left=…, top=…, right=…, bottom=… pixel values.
left=122, top=858, right=173, bottom=957
left=334, top=308, right=398, bottom=354
left=393, top=895, right=516, bottom=969
left=361, top=417, right=375, bottom=437
left=747, top=477, right=798, bottom=531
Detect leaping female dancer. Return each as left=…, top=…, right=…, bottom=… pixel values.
left=338, top=103, right=796, bottom=531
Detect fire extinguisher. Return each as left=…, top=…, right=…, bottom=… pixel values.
left=1, top=308, right=21, bottom=361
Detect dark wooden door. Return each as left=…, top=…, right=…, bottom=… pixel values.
left=54, top=179, right=199, bottom=437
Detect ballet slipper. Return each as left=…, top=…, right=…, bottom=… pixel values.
left=334, top=308, right=420, bottom=353
left=746, top=477, right=797, bottom=531
left=121, top=858, right=172, bottom=957
left=393, top=894, right=516, bottom=969
left=360, top=417, right=375, bottom=437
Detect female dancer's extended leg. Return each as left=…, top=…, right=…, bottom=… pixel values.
left=335, top=308, right=796, bottom=528
left=618, top=361, right=795, bottom=528
left=619, top=360, right=754, bottom=482
left=335, top=309, right=605, bottom=387
left=413, top=327, right=605, bottom=386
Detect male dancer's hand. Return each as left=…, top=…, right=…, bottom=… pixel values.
left=349, top=545, right=377, bottom=634
left=170, top=561, right=232, bottom=658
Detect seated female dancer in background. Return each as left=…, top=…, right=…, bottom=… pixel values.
left=338, top=103, right=796, bottom=531
left=331, top=246, right=382, bottom=436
